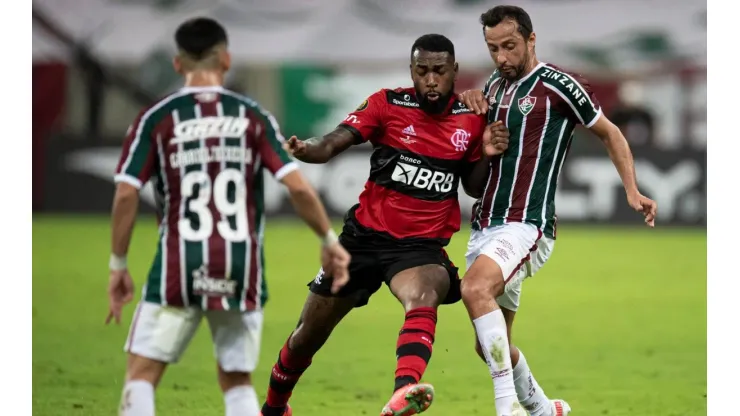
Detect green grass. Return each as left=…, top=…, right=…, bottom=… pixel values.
left=33, top=215, right=707, bottom=416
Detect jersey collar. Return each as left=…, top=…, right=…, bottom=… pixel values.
left=505, top=61, right=546, bottom=93
left=179, top=85, right=225, bottom=93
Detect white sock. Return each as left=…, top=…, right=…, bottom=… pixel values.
left=513, top=350, right=551, bottom=416
left=473, top=309, right=518, bottom=415
left=224, top=385, right=260, bottom=416
left=119, top=380, right=155, bottom=416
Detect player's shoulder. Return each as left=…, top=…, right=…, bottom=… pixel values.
left=134, top=89, right=193, bottom=121
left=218, top=88, right=281, bottom=127
left=365, top=87, right=420, bottom=110
left=539, top=63, right=592, bottom=90
left=486, top=69, right=502, bottom=84
left=483, top=70, right=501, bottom=89
left=386, top=87, right=419, bottom=107
left=217, top=88, right=268, bottom=112
left=449, top=97, right=477, bottom=117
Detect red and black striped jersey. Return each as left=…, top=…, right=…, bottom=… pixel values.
left=339, top=87, right=486, bottom=243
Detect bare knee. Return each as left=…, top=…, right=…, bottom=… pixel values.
left=287, top=293, right=354, bottom=356
left=398, top=277, right=448, bottom=310
left=126, top=353, right=167, bottom=388
left=461, top=272, right=504, bottom=305
left=217, top=367, right=251, bottom=392
left=289, top=320, right=330, bottom=356
left=390, top=265, right=450, bottom=311
left=461, top=256, right=505, bottom=314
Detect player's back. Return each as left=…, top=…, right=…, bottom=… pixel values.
left=116, top=85, right=296, bottom=311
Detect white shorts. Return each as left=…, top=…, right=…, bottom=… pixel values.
left=124, top=301, right=264, bottom=373
left=465, top=222, right=555, bottom=312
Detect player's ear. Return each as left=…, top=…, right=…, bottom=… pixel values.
left=453, top=62, right=459, bottom=81
left=220, top=50, right=231, bottom=72
left=173, top=56, right=183, bottom=75
left=528, top=32, right=536, bottom=50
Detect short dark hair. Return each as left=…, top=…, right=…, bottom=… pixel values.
left=410, top=34, right=455, bottom=60
left=480, top=6, right=534, bottom=39
left=175, top=17, right=228, bottom=59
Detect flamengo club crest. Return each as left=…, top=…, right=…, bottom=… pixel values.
left=450, top=129, right=471, bottom=152
left=518, top=95, right=536, bottom=115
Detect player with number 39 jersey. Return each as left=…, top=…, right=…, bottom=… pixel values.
left=108, top=17, right=349, bottom=416
left=115, top=84, right=291, bottom=311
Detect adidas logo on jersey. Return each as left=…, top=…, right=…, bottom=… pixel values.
left=391, top=161, right=455, bottom=193
left=402, top=125, right=417, bottom=136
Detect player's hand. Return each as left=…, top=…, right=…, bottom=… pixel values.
left=627, top=191, right=657, bottom=228
left=106, top=269, right=135, bottom=325
left=283, top=136, right=307, bottom=158
left=482, top=121, right=509, bottom=157
left=321, top=243, right=351, bottom=294
left=458, top=89, right=487, bottom=115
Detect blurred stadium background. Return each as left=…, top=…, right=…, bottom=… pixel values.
left=32, top=1, right=707, bottom=415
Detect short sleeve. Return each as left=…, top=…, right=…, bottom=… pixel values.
left=255, top=108, right=299, bottom=181
left=114, top=108, right=157, bottom=189
left=542, top=70, right=602, bottom=128
left=337, top=90, right=386, bottom=144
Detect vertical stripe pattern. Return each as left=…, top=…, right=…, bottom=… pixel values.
left=137, top=86, right=277, bottom=311
left=472, top=65, right=583, bottom=239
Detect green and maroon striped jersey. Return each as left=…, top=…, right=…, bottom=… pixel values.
left=114, top=86, right=296, bottom=311
left=471, top=63, right=602, bottom=239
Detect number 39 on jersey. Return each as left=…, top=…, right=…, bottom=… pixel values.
left=113, top=86, right=298, bottom=311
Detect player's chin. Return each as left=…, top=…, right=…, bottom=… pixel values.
left=499, top=67, right=517, bottom=79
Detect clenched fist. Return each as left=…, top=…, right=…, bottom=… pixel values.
left=283, top=136, right=307, bottom=158
left=482, top=121, right=510, bottom=157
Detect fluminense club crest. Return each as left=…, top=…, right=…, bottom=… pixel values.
left=518, top=95, right=536, bottom=115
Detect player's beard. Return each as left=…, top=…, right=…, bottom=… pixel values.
left=416, top=88, right=454, bottom=114
left=500, top=51, right=531, bottom=81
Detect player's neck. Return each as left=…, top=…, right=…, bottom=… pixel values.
left=514, top=56, right=540, bottom=83
left=183, top=71, right=224, bottom=88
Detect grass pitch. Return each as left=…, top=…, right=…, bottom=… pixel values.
left=33, top=216, right=706, bottom=415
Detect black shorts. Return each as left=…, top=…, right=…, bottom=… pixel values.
left=308, top=207, right=461, bottom=308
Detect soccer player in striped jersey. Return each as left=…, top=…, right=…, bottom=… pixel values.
left=106, top=18, right=350, bottom=416
left=258, top=34, right=510, bottom=416
left=457, top=6, right=658, bottom=416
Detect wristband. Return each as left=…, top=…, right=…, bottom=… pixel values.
left=109, top=254, right=128, bottom=271
left=321, top=229, right=338, bottom=247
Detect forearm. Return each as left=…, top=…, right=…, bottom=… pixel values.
left=602, top=129, right=639, bottom=195
left=462, top=157, right=492, bottom=199
left=110, top=192, right=139, bottom=257
left=297, top=137, right=335, bottom=164
left=288, top=187, right=333, bottom=239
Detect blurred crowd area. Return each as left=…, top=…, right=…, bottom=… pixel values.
left=32, top=0, right=706, bottom=225
left=33, top=0, right=706, bottom=149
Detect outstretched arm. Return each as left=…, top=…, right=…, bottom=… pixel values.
left=288, top=126, right=358, bottom=164
left=589, top=114, right=657, bottom=227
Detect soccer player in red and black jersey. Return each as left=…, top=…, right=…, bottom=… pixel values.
left=457, top=6, right=658, bottom=416
left=259, top=34, right=510, bottom=416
